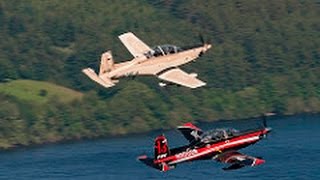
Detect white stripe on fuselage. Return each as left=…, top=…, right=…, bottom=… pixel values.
left=168, top=136, right=260, bottom=165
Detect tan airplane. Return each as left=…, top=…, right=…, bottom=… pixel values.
left=82, top=32, right=211, bottom=89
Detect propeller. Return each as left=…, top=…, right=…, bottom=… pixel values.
left=262, top=112, right=276, bottom=128
left=199, top=34, right=212, bottom=45
left=199, top=34, right=205, bottom=45
left=259, top=112, right=276, bottom=139
left=198, top=34, right=212, bottom=57
left=262, top=115, right=267, bottom=128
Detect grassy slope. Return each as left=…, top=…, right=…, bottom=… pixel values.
left=0, top=80, right=83, bottom=104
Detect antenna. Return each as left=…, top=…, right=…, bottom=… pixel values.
left=199, top=34, right=205, bottom=44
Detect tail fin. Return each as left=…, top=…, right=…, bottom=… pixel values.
left=99, top=51, right=114, bottom=75
left=154, top=135, right=170, bottom=160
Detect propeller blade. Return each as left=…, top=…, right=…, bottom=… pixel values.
left=199, top=34, right=205, bottom=44
left=263, top=115, right=267, bottom=127
left=262, top=112, right=276, bottom=127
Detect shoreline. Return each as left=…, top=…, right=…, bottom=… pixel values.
left=1, top=112, right=318, bottom=151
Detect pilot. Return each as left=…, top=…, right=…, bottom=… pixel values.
left=222, top=130, right=228, bottom=139
left=201, top=135, right=211, bottom=143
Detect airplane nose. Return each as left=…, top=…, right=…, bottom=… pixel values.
left=201, top=44, right=211, bottom=52
left=260, top=127, right=272, bottom=139
left=265, top=127, right=272, bottom=133
left=205, top=44, right=212, bottom=50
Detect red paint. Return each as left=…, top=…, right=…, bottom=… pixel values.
left=253, top=158, right=265, bottom=166
left=154, top=130, right=264, bottom=164
left=180, top=122, right=201, bottom=131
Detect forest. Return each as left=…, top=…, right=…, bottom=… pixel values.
left=0, top=0, right=319, bottom=148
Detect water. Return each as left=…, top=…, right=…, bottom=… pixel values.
left=0, top=115, right=319, bottom=180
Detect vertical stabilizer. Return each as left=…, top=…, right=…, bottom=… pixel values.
left=154, top=135, right=170, bottom=160
left=99, top=51, right=114, bottom=75
left=82, top=50, right=116, bottom=88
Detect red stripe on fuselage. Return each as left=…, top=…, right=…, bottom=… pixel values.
left=154, top=129, right=264, bottom=165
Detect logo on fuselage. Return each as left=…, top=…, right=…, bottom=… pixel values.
left=157, top=153, right=168, bottom=159
left=176, top=149, right=198, bottom=159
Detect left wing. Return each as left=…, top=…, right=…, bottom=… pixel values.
left=177, top=122, right=203, bottom=143
left=215, top=151, right=265, bottom=170
left=157, top=68, right=206, bottom=89
left=118, top=32, right=152, bottom=58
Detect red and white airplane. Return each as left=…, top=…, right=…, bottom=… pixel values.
left=138, top=119, right=271, bottom=172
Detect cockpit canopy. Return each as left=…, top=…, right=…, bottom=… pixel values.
left=200, top=128, right=239, bottom=143
left=145, top=44, right=182, bottom=58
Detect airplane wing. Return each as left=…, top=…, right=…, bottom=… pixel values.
left=215, top=151, right=265, bottom=170
left=157, top=68, right=206, bottom=89
left=118, top=32, right=152, bottom=58
left=177, top=122, right=203, bottom=143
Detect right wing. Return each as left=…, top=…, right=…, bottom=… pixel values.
left=157, top=68, right=206, bottom=89
left=215, top=151, right=265, bottom=170
left=177, top=122, right=203, bottom=143
left=118, top=32, right=152, bottom=58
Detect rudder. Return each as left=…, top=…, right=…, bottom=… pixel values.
left=154, top=134, right=170, bottom=160
left=99, top=51, right=114, bottom=75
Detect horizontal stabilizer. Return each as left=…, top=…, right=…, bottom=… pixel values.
left=82, top=68, right=115, bottom=88
left=138, top=155, right=158, bottom=169
left=138, top=155, right=174, bottom=172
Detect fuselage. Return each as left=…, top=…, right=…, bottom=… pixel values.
left=154, top=127, right=271, bottom=166
left=106, top=44, right=211, bottom=79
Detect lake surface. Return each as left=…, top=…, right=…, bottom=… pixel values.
left=0, top=115, right=319, bottom=180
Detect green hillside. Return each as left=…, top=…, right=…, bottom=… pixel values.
left=0, top=80, right=83, bottom=104
left=0, top=0, right=319, bottom=149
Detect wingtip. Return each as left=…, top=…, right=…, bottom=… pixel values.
left=137, top=155, right=148, bottom=160
left=82, top=67, right=94, bottom=73
left=190, top=82, right=206, bottom=89
left=253, top=158, right=265, bottom=166
left=118, top=31, right=134, bottom=38
left=177, top=122, right=200, bottom=131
